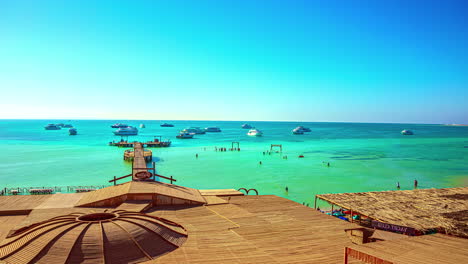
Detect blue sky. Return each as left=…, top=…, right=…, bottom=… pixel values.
left=0, top=0, right=467, bottom=123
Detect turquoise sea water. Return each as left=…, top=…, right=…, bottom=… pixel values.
left=0, top=120, right=467, bottom=206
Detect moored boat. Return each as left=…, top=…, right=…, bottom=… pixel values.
left=63, top=124, right=73, bottom=128
left=292, top=128, right=304, bottom=134
left=160, top=123, right=174, bottom=127
left=205, top=127, right=221, bottom=132
left=295, top=126, right=311, bottom=132
left=113, top=126, right=138, bottom=136
left=176, top=132, right=194, bottom=139
left=140, top=124, right=145, bottom=128
left=182, top=127, right=206, bottom=134
left=111, top=123, right=128, bottom=128
left=401, top=130, right=414, bottom=135
left=242, top=124, right=252, bottom=129
left=69, top=128, right=77, bottom=135
left=44, top=124, right=61, bottom=130
left=247, top=128, right=263, bottom=136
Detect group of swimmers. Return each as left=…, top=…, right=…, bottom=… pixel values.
left=214, top=147, right=240, bottom=152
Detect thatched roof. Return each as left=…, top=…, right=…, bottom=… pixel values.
left=317, top=187, right=468, bottom=237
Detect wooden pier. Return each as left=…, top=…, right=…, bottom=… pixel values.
left=109, top=142, right=177, bottom=185
left=109, top=136, right=171, bottom=148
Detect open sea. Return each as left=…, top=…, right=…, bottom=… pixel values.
left=0, top=119, right=467, bottom=206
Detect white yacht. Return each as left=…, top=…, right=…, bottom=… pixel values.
left=242, top=124, right=252, bottom=129
left=292, top=127, right=304, bottom=135
left=181, top=127, right=206, bottom=134
left=247, top=128, right=263, bottom=137
left=113, top=126, right=138, bottom=136
left=140, top=124, right=145, bottom=128
left=69, top=128, right=77, bottom=135
left=44, top=124, right=61, bottom=130
left=205, top=127, right=221, bottom=132
left=111, top=123, right=128, bottom=128
left=401, top=130, right=414, bottom=135
left=176, top=132, right=194, bottom=139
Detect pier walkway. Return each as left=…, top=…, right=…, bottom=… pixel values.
left=132, top=143, right=151, bottom=181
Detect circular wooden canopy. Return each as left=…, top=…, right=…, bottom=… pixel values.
left=0, top=210, right=188, bottom=264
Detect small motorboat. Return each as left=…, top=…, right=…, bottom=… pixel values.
left=140, top=124, right=146, bottom=128
left=292, top=128, right=304, bottom=135
left=160, top=123, right=174, bottom=127
left=69, top=128, right=77, bottom=135
left=294, top=126, right=311, bottom=133
left=113, top=126, right=138, bottom=136
left=205, top=127, right=221, bottom=132
left=111, top=123, right=128, bottom=128
left=401, top=130, right=414, bottom=135
left=298, top=155, right=305, bottom=158
left=176, top=132, right=194, bottom=139
left=242, top=124, right=252, bottom=129
left=44, top=124, right=61, bottom=130
left=247, top=128, right=263, bottom=136
left=63, top=124, right=73, bottom=128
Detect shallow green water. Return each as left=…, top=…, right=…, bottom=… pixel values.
left=0, top=120, right=467, bottom=206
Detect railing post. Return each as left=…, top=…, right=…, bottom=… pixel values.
left=113, top=176, right=116, bottom=186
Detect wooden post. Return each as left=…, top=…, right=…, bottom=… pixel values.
left=350, top=209, right=353, bottom=223
left=344, top=247, right=348, bottom=264
left=331, top=204, right=334, bottom=213
left=152, top=162, right=156, bottom=181
left=113, top=176, right=116, bottom=186
left=170, top=176, right=174, bottom=184
left=314, top=196, right=318, bottom=209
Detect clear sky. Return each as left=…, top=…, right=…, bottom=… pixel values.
left=0, top=0, right=467, bottom=123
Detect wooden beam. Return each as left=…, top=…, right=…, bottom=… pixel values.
left=154, top=174, right=177, bottom=182
left=109, top=173, right=132, bottom=183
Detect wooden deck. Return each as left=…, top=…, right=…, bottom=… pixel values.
left=148, top=195, right=362, bottom=264
left=346, top=233, right=468, bottom=264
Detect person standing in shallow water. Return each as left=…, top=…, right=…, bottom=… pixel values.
left=414, top=179, right=418, bottom=189
left=397, top=182, right=400, bottom=190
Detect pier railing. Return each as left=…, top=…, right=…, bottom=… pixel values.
left=0, top=185, right=111, bottom=196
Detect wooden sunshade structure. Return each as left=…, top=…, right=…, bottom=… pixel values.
left=316, top=187, right=468, bottom=237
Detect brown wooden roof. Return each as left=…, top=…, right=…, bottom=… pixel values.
left=0, top=210, right=188, bottom=264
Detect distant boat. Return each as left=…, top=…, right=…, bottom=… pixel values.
left=56, top=123, right=65, bottom=127
left=247, top=128, right=263, bottom=136
left=62, top=124, right=73, bottom=128
left=176, top=132, right=194, bottom=139
left=242, top=124, right=252, bottom=129
left=296, top=126, right=311, bottom=132
left=140, top=124, right=145, bottom=128
left=292, top=128, right=304, bottom=135
left=401, top=130, right=414, bottom=135
left=113, top=126, right=138, bottom=136
left=205, top=127, right=221, bottom=132
left=44, top=124, right=61, bottom=130
left=111, top=123, right=128, bottom=128
left=160, top=123, right=174, bottom=127
left=69, top=128, right=77, bottom=135
left=182, top=127, right=206, bottom=134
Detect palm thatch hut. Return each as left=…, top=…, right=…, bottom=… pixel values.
left=316, top=187, right=468, bottom=237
